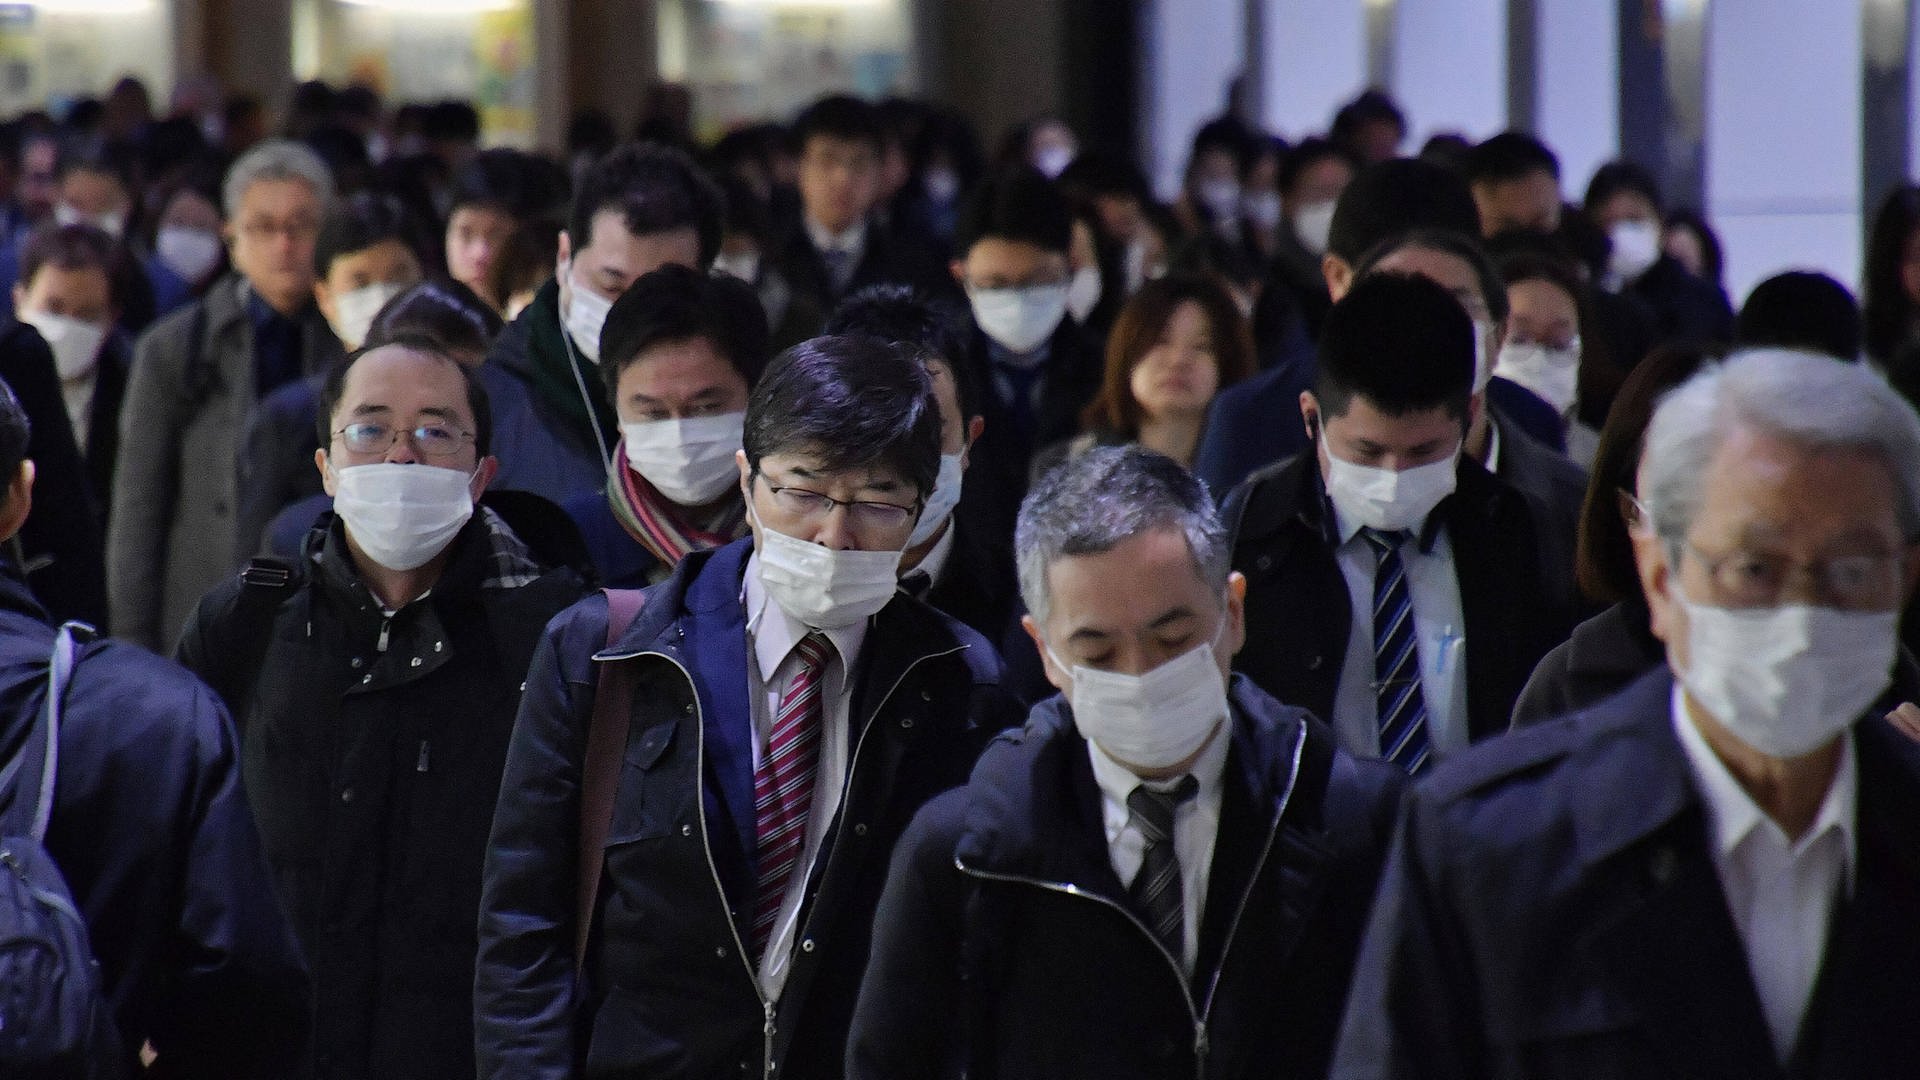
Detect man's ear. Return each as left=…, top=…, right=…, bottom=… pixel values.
left=470, top=455, right=499, bottom=497
left=1022, top=613, right=1071, bottom=695
left=1633, top=528, right=1677, bottom=647
left=0, top=459, right=34, bottom=543
left=1321, top=253, right=1353, bottom=300
left=1223, top=570, right=1248, bottom=661
left=949, top=258, right=966, bottom=287
left=1299, top=390, right=1319, bottom=442
left=315, top=447, right=337, bottom=497
left=962, top=415, right=985, bottom=469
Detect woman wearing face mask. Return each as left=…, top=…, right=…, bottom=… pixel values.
left=1036, top=274, right=1252, bottom=479
left=562, top=265, right=771, bottom=589
left=1582, top=161, right=1733, bottom=345
left=147, top=174, right=229, bottom=299
left=1492, top=247, right=1620, bottom=469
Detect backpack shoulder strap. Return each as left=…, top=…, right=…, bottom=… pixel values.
left=196, top=557, right=304, bottom=719
left=575, top=587, right=648, bottom=973
left=3, top=622, right=91, bottom=843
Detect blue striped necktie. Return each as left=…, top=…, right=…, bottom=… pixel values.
left=1362, top=528, right=1431, bottom=774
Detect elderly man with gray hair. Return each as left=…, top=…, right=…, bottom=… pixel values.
left=849, top=444, right=1403, bottom=1080
left=108, top=139, right=345, bottom=650
left=1333, top=348, right=1920, bottom=1079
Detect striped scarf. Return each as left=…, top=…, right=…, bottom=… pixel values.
left=605, top=440, right=748, bottom=567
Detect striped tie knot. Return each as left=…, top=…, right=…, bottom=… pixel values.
left=1361, top=527, right=1413, bottom=560
left=1126, top=774, right=1199, bottom=844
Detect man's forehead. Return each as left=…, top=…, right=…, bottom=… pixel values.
left=761, top=450, right=906, bottom=488
left=338, top=347, right=470, bottom=416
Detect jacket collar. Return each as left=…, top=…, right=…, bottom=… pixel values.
left=0, top=553, right=49, bottom=626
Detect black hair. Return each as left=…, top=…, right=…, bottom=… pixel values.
left=303, top=125, right=373, bottom=195
left=1189, top=118, right=1254, bottom=173
left=598, top=264, right=772, bottom=399
left=318, top=332, right=493, bottom=457
left=1316, top=272, right=1474, bottom=421
left=1866, top=184, right=1920, bottom=363
left=54, top=140, right=134, bottom=190
left=0, top=377, right=29, bottom=496
left=743, top=334, right=942, bottom=499
left=1056, top=151, right=1151, bottom=203
left=1663, top=207, right=1725, bottom=287
left=567, top=141, right=725, bottom=269
left=1583, top=160, right=1663, bottom=217
left=716, top=171, right=772, bottom=246
left=791, top=94, right=886, bottom=158
left=1326, top=157, right=1481, bottom=263
left=567, top=108, right=618, bottom=161
left=824, top=284, right=979, bottom=420
left=1330, top=89, right=1406, bottom=149
left=314, top=191, right=420, bottom=279
left=1734, top=271, right=1863, bottom=361
left=451, top=147, right=555, bottom=219
left=954, top=163, right=1072, bottom=256
left=1354, top=226, right=1510, bottom=323
left=1418, top=133, right=1474, bottom=176
left=365, top=277, right=503, bottom=361
left=1465, top=131, right=1561, bottom=185
left=336, top=84, right=381, bottom=123
left=424, top=100, right=481, bottom=144
left=1277, top=137, right=1355, bottom=199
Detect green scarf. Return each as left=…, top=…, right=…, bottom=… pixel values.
left=521, top=278, right=619, bottom=450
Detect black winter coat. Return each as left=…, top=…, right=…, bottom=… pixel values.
left=474, top=538, right=1026, bottom=1079
left=177, top=509, right=587, bottom=1080
left=847, top=677, right=1404, bottom=1080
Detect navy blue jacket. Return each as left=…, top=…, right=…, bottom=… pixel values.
left=0, top=557, right=308, bottom=1076
left=474, top=538, right=1026, bottom=1079
left=848, top=677, right=1404, bottom=1079
left=1193, top=333, right=1316, bottom=499
left=1332, top=668, right=1920, bottom=1079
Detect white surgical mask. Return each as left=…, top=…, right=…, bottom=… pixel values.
left=1608, top=219, right=1661, bottom=282
left=562, top=262, right=614, bottom=362
left=1049, top=618, right=1230, bottom=771
left=752, top=504, right=904, bottom=629
left=1471, top=319, right=1495, bottom=395
left=1197, top=178, right=1241, bottom=225
left=621, top=411, right=745, bottom=506
left=712, top=251, right=760, bottom=284
left=907, top=453, right=964, bottom=549
left=53, top=203, right=124, bottom=239
left=1291, top=199, right=1337, bottom=256
left=922, top=167, right=960, bottom=204
left=155, top=224, right=223, bottom=283
left=1034, top=145, right=1074, bottom=179
left=330, top=461, right=476, bottom=572
left=971, top=282, right=1068, bottom=356
left=1064, top=266, right=1102, bottom=324
left=1675, top=594, right=1897, bottom=759
left=1324, top=443, right=1460, bottom=533
left=330, top=280, right=405, bottom=351
left=1242, top=190, right=1283, bottom=232
left=1124, top=237, right=1150, bottom=296
left=1494, top=340, right=1581, bottom=416
left=21, top=311, right=105, bottom=381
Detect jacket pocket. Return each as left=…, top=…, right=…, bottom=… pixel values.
left=605, top=711, right=688, bottom=845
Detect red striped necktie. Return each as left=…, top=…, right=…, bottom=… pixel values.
left=750, top=631, right=832, bottom=961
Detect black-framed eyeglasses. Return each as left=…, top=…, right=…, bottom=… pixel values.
left=333, top=422, right=475, bottom=459
left=753, top=472, right=920, bottom=531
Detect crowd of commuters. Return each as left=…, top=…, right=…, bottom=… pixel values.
left=1, top=69, right=1917, bottom=1080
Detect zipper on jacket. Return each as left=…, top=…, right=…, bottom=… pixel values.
left=956, top=717, right=1308, bottom=1080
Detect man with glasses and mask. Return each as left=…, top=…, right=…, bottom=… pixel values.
left=848, top=445, right=1402, bottom=1080
left=476, top=334, right=1024, bottom=1080
left=109, top=139, right=344, bottom=650
left=1225, top=273, right=1572, bottom=771
left=1334, top=348, right=1920, bottom=1076
left=176, top=337, right=587, bottom=1080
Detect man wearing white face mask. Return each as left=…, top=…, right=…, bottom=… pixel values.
left=1225, top=274, right=1574, bottom=770
left=561, top=264, right=770, bottom=589
left=1332, top=349, right=1920, bottom=1078
left=477, top=143, right=725, bottom=506
left=476, top=335, right=1024, bottom=1080
left=176, top=338, right=588, bottom=1079
left=848, top=445, right=1403, bottom=1080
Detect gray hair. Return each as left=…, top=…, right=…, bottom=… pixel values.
left=222, top=139, right=335, bottom=219
left=1642, top=347, right=1920, bottom=546
left=1015, top=445, right=1231, bottom=629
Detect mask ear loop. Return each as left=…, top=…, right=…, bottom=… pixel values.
left=558, top=301, right=613, bottom=468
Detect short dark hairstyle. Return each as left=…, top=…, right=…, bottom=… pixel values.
left=1583, top=160, right=1662, bottom=216
left=715, top=171, right=771, bottom=246
left=451, top=147, right=562, bottom=219
left=1734, top=271, right=1862, bottom=361
left=1316, top=271, right=1475, bottom=421
left=954, top=164, right=1072, bottom=256
left=318, top=333, right=494, bottom=457
left=1278, top=137, right=1355, bottom=199
left=598, top=265, right=773, bottom=398
left=314, top=192, right=420, bottom=279
left=791, top=94, right=886, bottom=158
left=365, top=277, right=503, bottom=361
left=1331, top=89, right=1406, bottom=147
left=0, top=377, right=29, bottom=495
left=568, top=142, right=725, bottom=269
left=743, top=335, right=942, bottom=499
left=1056, top=151, right=1151, bottom=204
left=1465, top=131, right=1561, bottom=186
left=424, top=100, right=481, bottom=144
left=18, top=223, right=128, bottom=308
left=824, top=284, right=979, bottom=420
left=1354, top=227, right=1511, bottom=323
left=1327, top=158, right=1481, bottom=264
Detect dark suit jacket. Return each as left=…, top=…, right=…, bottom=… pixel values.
left=83, top=329, right=131, bottom=518
left=1223, top=449, right=1575, bottom=746
left=918, top=510, right=1020, bottom=649
left=1332, top=667, right=1920, bottom=1080
left=1, top=318, right=107, bottom=626
left=1193, top=333, right=1317, bottom=498
left=770, top=218, right=951, bottom=323
left=1510, top=599, right=1665, bottom=727
left=1491, top=412, right=1587, bottom=617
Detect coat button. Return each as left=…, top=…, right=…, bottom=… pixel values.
left=715, top=946, right=728, bottom=958
left=1306, top=654, right=1324, bottom=671
left=899, top=717, right=914, bottom=729
left=339, top=787, right=355, bottom=804
left=350, top=657, right=364, bottom=669
left=410, top=657, right=423, bottom=668
left=434, top=640, right=443, bottom=652
left=683, top=702, right=695, bottom=715
left=800, top=938, right=815, bottom=952
left=1255, top=555, right=1273, bottom=572
left=853, top=823, right=867, bottom=836
left=920, top=689, right=932, bottom=702
left=361, top=674, right=373, bottom=684
left=681, top=824, right=694, bottom=837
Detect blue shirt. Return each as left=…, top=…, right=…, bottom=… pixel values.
left=245, top=288, right=305, bottom=397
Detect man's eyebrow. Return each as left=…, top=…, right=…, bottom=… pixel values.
left=417, top=406, right=462, bottom=424
left=349, top=404, right=393, bottom=417
left=1149, top=607, right=1198, bottom=630
left=1066, top=626, right=1112, bottom=644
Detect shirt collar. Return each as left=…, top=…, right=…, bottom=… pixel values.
left=244, top=283, right=300, bottom=328
left=806, top=217, right=868, bottom=256
left=914, top=515, right=959, bottom=586
left=1670, top=684, right=1858, bottom=890
left=1483, top=417, right=1503, bottom=473
left=1086, top=696, right=1232, bottom=826
left=742, top=550, right=868, bottom=684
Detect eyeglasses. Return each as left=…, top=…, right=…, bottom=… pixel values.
left=237, top=216, right=319, bottom=242
left=333, top=422, right=475, bottom=459
left=755, top=473, right=919, bottom=531
left=1679, top=540, right=1905, bottom=610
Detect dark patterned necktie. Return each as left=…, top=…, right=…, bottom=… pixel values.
left=1127, top=774, right=1200, bottom=962
left=1363, top=527, right=1431, bottom=774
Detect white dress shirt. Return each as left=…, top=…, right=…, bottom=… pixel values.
left=912, top=516, right=958, bottom=591
left=1087, top=717, right=1232, bottom=975
left=742, top=553, right=866, bottom=1000
left=1329, top=503, right=1469, bottom=761
left=804, top=218, right=867, bottom=291
left=1672, top=687, right=1856, bottom=1063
